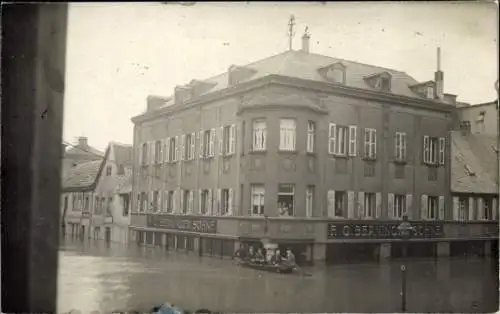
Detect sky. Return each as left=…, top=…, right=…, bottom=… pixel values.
left=63, top=2, right=498, bottom=151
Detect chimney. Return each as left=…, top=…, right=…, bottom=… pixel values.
left=78, top=136, right=88, bottom=147
left=301, top=26, right=310, bottom=53
left=435, top=47, right=444, bottom=99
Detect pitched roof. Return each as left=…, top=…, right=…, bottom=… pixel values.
left=65, top=143, right=104, bottom=158
left=450, top=131, right=498, bottom=194
left=111, top=142, right=133, bottom=166
left=155, top=50, right=426, bottom=110
left=62, top=160, right=102, bottom=190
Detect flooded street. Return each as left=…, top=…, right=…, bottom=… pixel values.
left=58, top=238, right=498, bottom=313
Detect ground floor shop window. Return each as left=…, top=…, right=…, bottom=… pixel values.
left=364, top=193, right=376, bottom=218
left=278, top=184, right=295, bottom=216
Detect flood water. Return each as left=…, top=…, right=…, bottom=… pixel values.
left=58, top=238, right=498, bottom=313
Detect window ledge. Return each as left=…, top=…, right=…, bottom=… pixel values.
left=393, top=160, right=407, bottom=165
left=250, top=149, right=267, bottom=155
left=362, top=157, right=377, bottom=162
left=278, top=150, right=298, bottom=155
left=333, top=154, right=349, bottom=159
left=306, top=151, right=316, bottom=157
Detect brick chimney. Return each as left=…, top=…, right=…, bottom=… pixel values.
left=301, top=27, right=310, bottom=53
left=78, top=136, right=88, bottom=147
left=434, top=47, right=444, bottom=100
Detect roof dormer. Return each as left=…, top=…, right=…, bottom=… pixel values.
left=228, top=65, right=257, bottom=86
left=409, top=81, right=436, bottom=100
left=174, top=85, right=194, bottom=105
left=364, top=72, right=392, bottom=92
left=318, top=62, right=346, bottom=84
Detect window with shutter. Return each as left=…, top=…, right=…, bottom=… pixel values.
left=357, top=192, right=365, bottom=219
left=229, top=124, right=236, bottom=155
left=228, top=188, right=233, bottom=215
left=190, top=132, right=196, bottom=160
left=348, top=125, right=357, bottom=156
left=219, top=126, right=224, bottom=156
left=209, top=128, right=216, bottom=157
left=421, top=194, right=428, bottom=220
left=307, top=121, right=316, bottom=153
left=423, top=136, right=430, bottom=164
left=252, top=119, right=267, bottom=151
left=327, top=190, right=336, bottom=218
left=438, top=137, right=445, bottom=165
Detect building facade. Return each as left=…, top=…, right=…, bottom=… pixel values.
left=129, top=37, right=498, bottom=264
left=61, top=142, right=133, bottom=244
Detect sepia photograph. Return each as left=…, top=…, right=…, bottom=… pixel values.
left=1, top=2, right=499, bottom=313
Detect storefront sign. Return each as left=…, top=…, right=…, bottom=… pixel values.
left=148, top=215, right=217, bottom=234
left=327, top=222, right=443, bottom=239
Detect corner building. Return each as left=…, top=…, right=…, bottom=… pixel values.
left=129, top=38, right=498, bottom=264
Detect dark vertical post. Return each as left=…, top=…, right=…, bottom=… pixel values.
left=401, top=241, right=408, bottom=313
left=1, top=3, right=68, bottom=312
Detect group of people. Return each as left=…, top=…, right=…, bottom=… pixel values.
left=234, top=245, right=297, bottom=269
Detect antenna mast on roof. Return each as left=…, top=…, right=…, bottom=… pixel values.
left=288, top=15, right=295, bottom=51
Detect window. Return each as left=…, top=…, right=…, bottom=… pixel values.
left=335, top=191, right=346, bottom=217
left=395, top=132, right=407, bottom=161
left=94, top=196, right=100, bottom=214
left=278, top=184, right=295, bottom=217
left=484, top=197, right=492, bottom=220
left=117, top=164, right=125, bottom=175
left=458, top=197, right=468, bottom=221
left=84, top=196, right=89, bottom=210
left=182, top=190, right=189, bottom=214
left=141, top=143, right=148, bottom=166
left=152, top=191, right=159, bottom=212
left=395, top=164, right=405, bottom=179
left=307, top=121, right=316, bottom=153
left=364, top=161, right=375, bottom=177
left=140, top=192, right=148, bottom=212
left=306, top=186, right=315, bottom=217
left=380, top=77, right=391, bottom=91
left=122, top=193, right=130, bottom=216
left=221, top=125, right=236, bottom=156
left=331, top=68, right=345, bottom=84
left=154, top=140, right=162, bottom=164
left=167, top=191, right=174, bottom=213
left=426, top=86, right=434, bottom=99
left=426, top=196, right=438, bottom=220
left=394, top=195, right=406, bottom=219
left=477, top=111, right=486, bottom=123
left=185, top=133, right=195, bottom=160
left=423, top=136, right=445, bottom=165
left=200, top=190, right=210, bottom=215
left=252, top=119, right=267, bottom=151
left=220, top=189, right=230, bottom=215
left=279, top=119, right=296, bottom=151
left=201, top=129, right=215, bottom=158
left=364, top=128, right=377, bottom=159
left=107, top=196, right=113, bottom=215
left=251, top=185, right=265, bottom=216
left=169, top=137, right=177, bottom=162
left=336, top=126, right=348, bottom=156
left=364, top=193, right=376, bottom=218
left=328, top=124, right=356, bottom=156
left=106, top=166, right=112, bottom=176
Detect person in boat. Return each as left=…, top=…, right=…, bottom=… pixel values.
left=248, top=245, right=256, bottom=260
left=252, top=248, right=266, bottom=264
left=282, top=248, right=297, bottom=269
left=234, top=244, right=247, bottom=263
left=270, top=249, right=283, bottom=265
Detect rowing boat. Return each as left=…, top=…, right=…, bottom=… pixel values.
left=238, top=260, right=295, bottom=274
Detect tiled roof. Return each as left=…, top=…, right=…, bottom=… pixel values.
left=112, top=142, right=133, bottom=166
left=65, top=144, right=104, bottom=158
left=450, top=131, right=498, bottom=194
left=156, top=50, right=426, bottom=109
left=62, top=160, right=102, bottom=190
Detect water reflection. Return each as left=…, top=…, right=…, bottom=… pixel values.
left=58, top=238, right=498, bottom=313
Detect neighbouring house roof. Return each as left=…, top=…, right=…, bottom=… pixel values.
left=451, top=131, right=498, bottom=194
left=111, top=142, right=133, bottom=167
left=151, top=50, right=431, bottom=111
left=64, top=142, right=104, bottom=158
left=62, top=160, right=102, bottom=191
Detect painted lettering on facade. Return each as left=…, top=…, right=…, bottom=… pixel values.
left=327, top=222, right=443, bottom=239
left=148, top=215, right=217, bottom=234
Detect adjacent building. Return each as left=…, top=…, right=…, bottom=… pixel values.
left=62, top=136, right=104, bottom=177
left=129, top=34, right=498, bottom=264
left=61, top=141, right=133, bottom=243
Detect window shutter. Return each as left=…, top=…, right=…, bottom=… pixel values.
left=423, top=136, right=430, bottom=164
left=174, top=136, right=179, bottom=161
left=439, top=196, right=445, bottom=220
left=375, top=192, right=382, bottom=219
left=328, top=123, right=337, bottom=154
left=478, top=198, right=484, bottom=220
left=420, top=194, right=428, bottom=220
left=179, top=189, right=184, bottom=214
left=363, top=129, right=370, bottom=158
left=348, top=125, right=357, bottom=156
left=138, top=145, right=143, bottom=166
left=406, top=194, right=412, bottom=218
left=327, top=190, right=335, bottom=218
left=230, top=124, right=236, bottom=155
left=394, top=133, right=399, bottom=160
left=357, top=192, right=365, bottom=219
left=452, top=196, right=459, bottom=220
left=228, top=188, right=234, bottom=216
left=158, top=140, right=164, bottom=164
left=439, top=137, right=445, bottom=165
left=262, top=124, right=267, bottom=151
left=149, top=191, right=154, bottom=212
left=371, top=129, right=377, bottom=159
left=210, top=128, right=216, bottom=157
left=189, top=191, right=194, bottom=214
left=198, top=189, right=202, bottom=215
left=165, top=137, right=170, bottom=163
left=180, top=134, right=186, bottom=161
left=347, top=191, right=354, bottom=219
left=190, top=132, right=196, bottom=160
left=198, top=131, right=204, bottom=158
left=468, top=197, right=474, bottom=221
left=492, top=197, right=498, bottom=220
left=219, top=126, right=224, bottom=156
left=402, top=133, right=407, bottom=161
left=216, top=189, right=222, bottom=216
left=388, top=193, right=394, bottom=219
left=207, top=189, right=213, bottom=216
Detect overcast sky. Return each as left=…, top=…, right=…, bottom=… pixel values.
left=63, top=2, right=498, bottom=151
